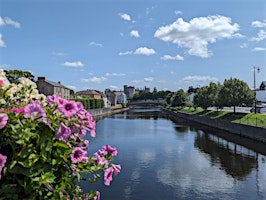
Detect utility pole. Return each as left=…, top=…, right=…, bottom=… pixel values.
left=253, top=66, right=260, bottom=114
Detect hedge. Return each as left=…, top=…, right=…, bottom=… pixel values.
left=70, top=98, right=104, bottom=110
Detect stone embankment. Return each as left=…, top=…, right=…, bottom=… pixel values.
left=89, top=107, right=129, bottom=117
left=162, top=108, right=266, bottom=143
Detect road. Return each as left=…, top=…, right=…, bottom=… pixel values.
left=208, top=107, right=252, bottom=113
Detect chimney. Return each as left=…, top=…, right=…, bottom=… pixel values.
left=38, top=77, right=45, bottom=81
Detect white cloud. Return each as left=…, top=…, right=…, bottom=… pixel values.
left=175, top=10, right=183, bottom=15
left=0, top=34, right=6, bottom=47
left=119, top=51, right=133, bottom=56
left=109, top=85, right=119, bottom=90
left=119, top=47, right=156, bottom=56
left=144, top=77, right=154, bottom=82
left=252, top=47, right=266, bottom=52
left=81, top=76, right=107, bottom=84
left=154, top=15, right=240, bottom=58
left=0, top=64, right=11, bottom=68
left=62, top=61, right=84, bottom=67
left=134, top=47, right=156, bottom=56
left=181, top=75, right=218, bottom=82
left=160, top=54, right=184, bottom=60
left=251, top=20, right=266, bottom=28
left=66, top=85, right=77, bottom=91
left=130, top=30, right=140, bottom=38
left=0, top=16, right=21, bottom=28
left=4, top=17, right=20, bottom=28
left=0, top=17, right=4, bottom=26
left=53, top=52, right=67, bottom=56
left=240, top=43, right=248, bottom=48
left=250, top=30, right=266, bottom=42
left=105, top=72, right=125, bottom=76
left=119, top=13, right=131, bottom=21
left=89, top=41, right=103, bottom=47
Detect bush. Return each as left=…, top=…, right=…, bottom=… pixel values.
left=0, top=70, right=120, bottom=199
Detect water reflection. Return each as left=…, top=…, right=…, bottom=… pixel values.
left=194, top=132, right=257, bottom=180
left=82, top=108, right=266, bottom=200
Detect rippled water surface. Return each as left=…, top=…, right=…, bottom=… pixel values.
left=81, top=109, right=266, bottom=200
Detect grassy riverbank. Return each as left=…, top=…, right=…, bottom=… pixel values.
left=168, top=107, right=266, bottom=128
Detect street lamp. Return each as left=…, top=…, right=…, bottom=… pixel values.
left=253, top=66, right=260, bottom=114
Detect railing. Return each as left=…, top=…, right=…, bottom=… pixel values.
left=235, top=116, right=266, bottom=128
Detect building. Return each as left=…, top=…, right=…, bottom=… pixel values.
left=76, top=89, right=102, bottom=99
left=106, top=91, right=127, bottom=106
left=36, top=77, right=71, bottom=100
left=124, top=85, right=135, bottom=99
left=256, top=81, right=266, bottom=103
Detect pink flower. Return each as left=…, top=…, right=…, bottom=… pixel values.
left=58, top=100, right=78, bottom=118
left=112, top=164, right=121, bottom=175
left=102, top=145, right=118, bottom=156
left=11, top=107, right=24, bottom=114
left=55, top=122, right=72, bottom=142
left=24, top=102, right=46, bottom=120
left=0, top=153, right=7, bottom=180
left=0, top=113, right=8, bottom=129
left=93, top=191, right=100, bottom=200
left=104, top=167, right=113, bottom=186
left=70, top=147, right=88, bottom=163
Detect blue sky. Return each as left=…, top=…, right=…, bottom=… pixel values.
left=0, top=0, right=265, bottom=92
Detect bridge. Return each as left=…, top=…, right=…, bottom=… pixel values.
left=128, top=99, right=163, bottom=107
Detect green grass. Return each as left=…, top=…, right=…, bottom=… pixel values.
left=170, top=107, right=266, bottom=128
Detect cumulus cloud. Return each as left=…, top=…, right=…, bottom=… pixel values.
left=250, top=30, right=266, bottom=42
left=134, top=47, right=156, bottom=56
left=181, top=75, right=218, bottom=82
left=105, top=72, right=125, bottom=76
left=62, top=61, right=84, bottom=67
left=160, top=54, right=184, bottom=60
left=251, top=20, right=266, bottom=28
left=252, top=47, right=266, bottom=52
left=89, top=41, right=103, bottom=47
left=130, top=30, right=140, bottom=38
left=81, top=76, right=107, bottom=84
left=119, top=47, right=156, bottom=56
left=119, top=13, right=131, bottom=21
left=0, top=34, right=6, bottom=47
left=154, top=15, right=241, bottom=58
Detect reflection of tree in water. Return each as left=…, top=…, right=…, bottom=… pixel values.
left=194, top=132, right=257, bottom=180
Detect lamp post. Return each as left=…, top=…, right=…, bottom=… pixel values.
left=253, top=66, right=260, bottom=114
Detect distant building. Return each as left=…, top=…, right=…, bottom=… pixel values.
left=256, top=81, right=266, bottom=103
left=36, top=77, right=71, bottom=99
left=106, top=91, right=127, bottom=106
left=76, top=89, right=102, bottom=99
left=124, top=85, right=135, bottom=99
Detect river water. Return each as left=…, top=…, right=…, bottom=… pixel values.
left=81, top=108, right=266, bottom=200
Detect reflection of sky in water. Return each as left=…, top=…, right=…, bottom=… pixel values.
left=84, top=112, right=266, bottom=200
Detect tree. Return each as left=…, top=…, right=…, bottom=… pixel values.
left=217, top=78, right=254, bottom=113
left=193, top=82, right=221, bottom=110
left=4, top=69, right=35, bottom=84
left=170, top=89, right=189, bottom=107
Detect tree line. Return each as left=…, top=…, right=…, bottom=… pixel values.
left=165, top=78, right=254, bottom=113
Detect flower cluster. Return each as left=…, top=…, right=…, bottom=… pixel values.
left=0, top=70, right=120, bottom=199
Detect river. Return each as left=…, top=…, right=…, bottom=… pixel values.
left=80, top=108, right=266, bottom=200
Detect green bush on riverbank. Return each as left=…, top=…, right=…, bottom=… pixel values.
left=168, top=106, right=266, bottom=128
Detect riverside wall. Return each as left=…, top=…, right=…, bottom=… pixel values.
left=162, top=108, right=266, bottom=143
left=89, top=107, right=129, bottom=117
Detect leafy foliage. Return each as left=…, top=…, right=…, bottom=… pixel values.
left=0, top=70, right=120, bottom=199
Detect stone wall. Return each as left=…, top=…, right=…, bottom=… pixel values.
left=88, top=107, right=129, bottom=117
left=162, top=109, right=266, bottom=143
